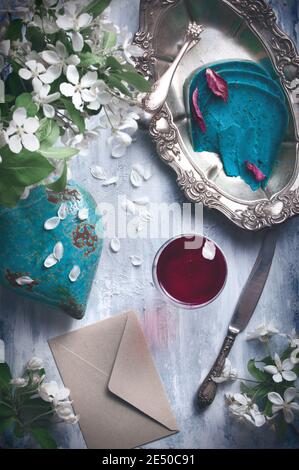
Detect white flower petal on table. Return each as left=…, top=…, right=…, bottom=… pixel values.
left=81, top=71, right=97, bottom=88
left=202, top=240, right=216, bottom=261
left=69, top=265, right=81, bottom=282
left=58, top=203, right=68, bottom=220
left=130, top=168, right=143, bottom=188
left=16, top=276, right=35, bottom=286
left=143, top=166, right=153, bottom=181
left=102, top=176, right=119, bottom=186
left=121, top=199, right=136, bottom=215
left=72, top=31, right=84, bottom=52
left=22, top=133, right=40, bottom=152
left=130, top=255, right=143, bottom=267
left=66, top=64, right=79, bottom=85
left=110, top=237, right=120, bottom=253
left=13, top=107, right=27, bottom=126
left=23, top=117, right=39, bottom=133
left=90, top=165, right=106, bottom=180
left=60, top=82, right=75, bottom=97
left=78, top=208, right=89, bottom=221
left=44, top=216, right=60, bottom=230
left=44, top=253, right=58, bottom=268
left=53, top=242, right=64, bottom=261
left=19, top=68, right=32, bottom=80
left=8, top=135, right=22, bottom=153
left=133, top=197, right=150, bottom=205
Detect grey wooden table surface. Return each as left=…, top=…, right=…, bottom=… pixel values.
left=1, top=0, right=299, bottom=450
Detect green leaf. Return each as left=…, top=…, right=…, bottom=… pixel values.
left=60, top=98, right=85, bottom=134
left=247, top=359, right=268, bottom=382
left=240, top=382, right=258, bottom=398
left=6, top=20, right=23, bottom=41
left=0, top=363, right=12, bottom=390
left=26, top=27, right=46, bottom=52
left=79, top=52, right=105, bottom=68
left=36, top=119, right=60, bottom=146
left=115, top=70, right=150, bottom=92
left=0, top=148, right=54, bottom=207
left=15, top=93, right=39, bottom=117
left=6, top=71, right=25, bottom=97
left=104, top=74, right=132, bottom=97
left=264, top=399, right=273, bottom=417
left=40, top=146, right=79, bottom=160
left=0, top=417, right=14, bottom=434
left=82, top=0, right=112, bottom=17
left=105, top=56, right=122, bottom=71
left=0, top=404, right=13, bottom=418
left=31, top=427, right=57, bottom=449
left=47, top=162, right=67, bottom=193
left=102, top=31, right=117, bottom=50
left=14, top=422, right=24, bottom=439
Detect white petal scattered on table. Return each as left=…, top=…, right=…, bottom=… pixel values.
left=69, top=265, right=81, bottom=282
left=53, top=241, right=64, bottom=261
left=16, top=276, right=35, bottom=286
left=110, top=237, right=121, bottom=253
left=90, top=165, right=106, bottom=180
left=143, top=165, right=153, bottom=181
left=130, top=255, right=143, bottom=267
left=44, top=216, right=60, bottom=230
left=102, top=176, right=119, bottom=186
left=140, top=209, right=152, bottom=221
left=78, top=207, right=89, bottom=221
left=44, top=253, right=58, bottom=268
left=121, top=199, right=136, bottom=215
left=130, top=168, right=143, bottom=188
left=58, top=203, right=68, bottom=220
left=202, top=239, right=216, bottom=261
left=133, top=197, right=150, bottom=205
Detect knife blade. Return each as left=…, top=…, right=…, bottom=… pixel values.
left=197, top=228, right=277, bottom=408
left=229, top=228, right=277, bottom=334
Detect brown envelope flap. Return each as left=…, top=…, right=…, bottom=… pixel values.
left=108, top=311, right=179, bottom=432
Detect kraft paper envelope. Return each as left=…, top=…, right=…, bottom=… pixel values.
left=48, top=311, right=179, bottom=448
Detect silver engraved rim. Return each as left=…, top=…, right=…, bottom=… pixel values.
left=134, top=0, right=299, bottom=231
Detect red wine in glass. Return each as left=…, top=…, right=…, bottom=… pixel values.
left=153, top=234, right=227, bottom=308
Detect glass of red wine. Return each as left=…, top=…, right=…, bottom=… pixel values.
left=153, top=234, right=227, bottom=309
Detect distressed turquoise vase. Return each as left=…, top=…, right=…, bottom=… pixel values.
left=0, top=182, right=103, bottom=319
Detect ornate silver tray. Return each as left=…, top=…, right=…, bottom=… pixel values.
left=134, top=0, right=299, bottom=230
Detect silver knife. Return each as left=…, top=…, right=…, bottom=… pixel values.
left=197, top=228, right=277, bottom=408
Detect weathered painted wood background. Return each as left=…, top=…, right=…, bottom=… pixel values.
left=1, top=0, right=299, bottom=449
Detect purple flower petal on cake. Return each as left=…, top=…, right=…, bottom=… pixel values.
left=246, top=162, right=266, bottom=182
left=192, top=88, right=206, bottom=133
left=206, top=68, right=229, bottom=102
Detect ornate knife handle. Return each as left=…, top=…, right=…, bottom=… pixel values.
left=197, top=330, right=237, bottom=408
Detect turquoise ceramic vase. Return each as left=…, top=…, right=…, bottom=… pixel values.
left=0, top=181, right=103, bottom=319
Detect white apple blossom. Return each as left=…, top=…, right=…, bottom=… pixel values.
left=121, top=29, right=144, bottom=66
left=268, top=388, right=299, bottom=423
left=60, top=65, right=98, bottom=110
left=291, top=348, right=299, bottom=364
left=5, top=108, right=40, bottom=154
left=56, top=3, right=93, bottom=52
left=40, top=41, right=80, bottom=76
left=108, top=130, right=133, bottom=158
left=30, top=14, right=60, bottom=34
left=246, top=323, right=279, bottom=343
left=86, top=80, right=112, bottom=110
left=33, top=80, right=60, bottom=118
left=287, top=329, right=299, bottom=349
left=226, top=393, right=266, bottom=427
left=19, top=59, right=61, bottom=88
left=38, top=380, right=70, bottom=405
left=10, top=377, right=28, bottom=388
left=55, top=401, right=79, bottom=424
left=264, top=353, right=297, bottom=383
left=26, top=357, right=44, bottom=371
left=212, top=358, right=238, bottom=384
